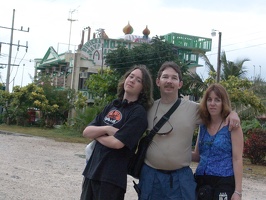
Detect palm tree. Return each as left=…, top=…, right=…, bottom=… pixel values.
left=198, top=52, right=218, bottom=81
left=185, top=71, right=207, bottom=101
left=197, top=51, right=265, bottom=120
left=220, top=51, right=249, bottom=80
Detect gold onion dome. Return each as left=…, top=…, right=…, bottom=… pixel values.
left=123, top=22, right=134, bottom=34
left=143, top=25, right=150, bottom=36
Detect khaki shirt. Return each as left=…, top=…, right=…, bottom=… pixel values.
left=145, top=99, right=201, bottom=170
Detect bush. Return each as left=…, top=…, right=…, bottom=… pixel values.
left=71, top=105, right=104, bottom=133
left=241, top=119, right=262, bottom=135
left=243, top=128, right=266, bottom=165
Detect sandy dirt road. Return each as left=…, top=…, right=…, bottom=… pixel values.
left=0, top=131, right=265, bottom=200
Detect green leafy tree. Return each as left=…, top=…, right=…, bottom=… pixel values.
left=33, top=75, right=88, bottom=127
left=252, top=76, right=266, bottom=105
left=0, top=89, right=13, bottom=124
left=86, top=69, right=118, bottom=106
left=204, top=76, right=266, bottom=119
left=105, top=36, right=190, bottom=100
left=1, top=78, right=87, bottom=127
left=40, top=81, right=67, bottom=126
left=199, top=51, right=265, bottom=119
left=75, top=92, right=89, bottom=110
left=6, top=84, right=47, bottom=125
left=240, top=76, right=266, bottom=120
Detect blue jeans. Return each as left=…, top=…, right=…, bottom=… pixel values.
left=137, top=164, right=196, bottom=200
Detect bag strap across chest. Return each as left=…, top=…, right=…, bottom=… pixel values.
left=148, top=98, right=181, bottom=138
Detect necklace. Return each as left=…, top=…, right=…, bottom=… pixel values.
left=208, top=120, right=223, bottom=136
left=200, top=120, right=223, bottom=147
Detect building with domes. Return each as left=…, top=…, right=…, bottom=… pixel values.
left=34, top=22, right=212, bottom=104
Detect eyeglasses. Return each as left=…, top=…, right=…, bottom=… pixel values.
left=153, top=116, right=173, bottom=136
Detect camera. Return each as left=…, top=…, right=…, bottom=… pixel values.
left=197, top=185, right=214, bottom=200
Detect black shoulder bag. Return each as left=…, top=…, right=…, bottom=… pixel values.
left=127, top=98, right=181, bottom=179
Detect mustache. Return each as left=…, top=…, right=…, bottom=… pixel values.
left=164, top=83, right=174, bottom=88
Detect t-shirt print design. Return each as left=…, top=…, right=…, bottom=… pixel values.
left=103, top=110, right=122, bottom=125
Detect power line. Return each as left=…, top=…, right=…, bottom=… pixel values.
left=225, top=30, right=266, bottom=41
left=0, top=53, right=32, bottom=63
left=207, top=42, right=266, bottom=57
left=211, top=30, right=266, bottom=51
left=10, top=52, right=27, bottom=86
left=226, top=42, right=266, bottom=53
left=0, top=9, right=29, bottom=92
left=222, top=36, right=266, bottom=48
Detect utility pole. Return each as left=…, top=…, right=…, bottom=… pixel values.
left=101, top=43, right=104, bottom=75
left=67, top=9, right=78, bottom=52
left=0, top=9, right=29, bottom=92
left=216, top=32, right=222, bottom=82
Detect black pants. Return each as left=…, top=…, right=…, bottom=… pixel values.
left=80, top=178, right=125, bottom=200
left=195, top=175, right=235, bottom=200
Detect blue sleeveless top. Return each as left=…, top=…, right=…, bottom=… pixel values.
left=195, top=124, right=234, bottom=176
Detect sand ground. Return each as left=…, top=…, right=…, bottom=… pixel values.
left=0, top=131, right=265, bottom=200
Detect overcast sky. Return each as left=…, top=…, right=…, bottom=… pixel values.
left=1, top=0, right=266, bottom=91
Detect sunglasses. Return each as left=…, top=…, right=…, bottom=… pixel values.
left=153, top=116, right=173, bottom=136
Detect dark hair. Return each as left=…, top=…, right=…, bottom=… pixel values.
left=157, top=61, right=183, bottom=81
left=199, top=83, right=231, bottom=126
left=117, top=65, right=154, bottom=110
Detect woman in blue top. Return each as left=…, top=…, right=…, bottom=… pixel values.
left=192, top=83, right=243, bottom=200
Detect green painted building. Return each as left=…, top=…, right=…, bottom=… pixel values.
left=34, top=23, right=212, bottom=104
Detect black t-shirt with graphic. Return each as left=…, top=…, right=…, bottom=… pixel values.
left=82, top=100, right=148, bottom=191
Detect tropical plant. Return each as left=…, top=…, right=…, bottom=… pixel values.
left=199, top=51, right=265, bottom=119
left=220, top=51, right=249, bottom=80
left=185, top=71, right=207, bottom=102
left=70, top=105, right=104, bottom=133
left=199, top=51, right=249, bottom=81
left=241, top=119, right=265, bottom=135
left=199, top=52, right=216, bottom=79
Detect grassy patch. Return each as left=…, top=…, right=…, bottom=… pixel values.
left=0, top=124, right=88, bottom=144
